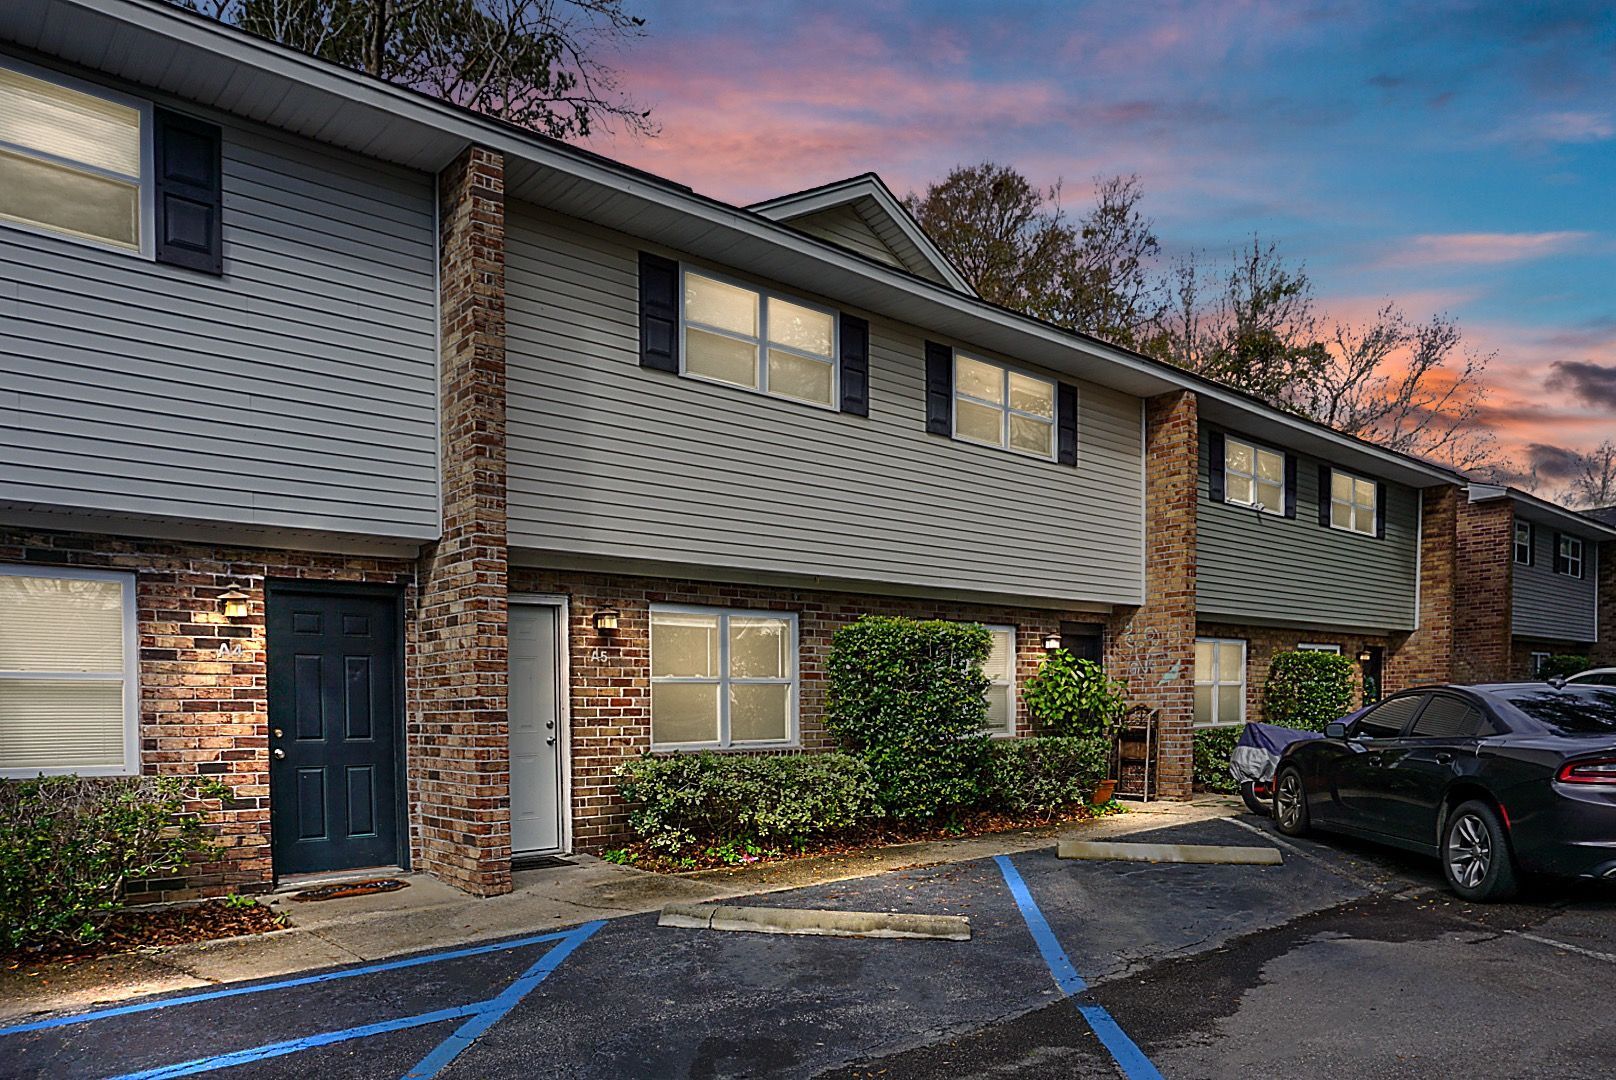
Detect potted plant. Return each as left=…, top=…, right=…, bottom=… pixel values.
left=1023, top=649, right=1127, bottom=803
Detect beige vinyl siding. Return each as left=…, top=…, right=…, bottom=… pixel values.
left=0, top=109, right=439, bottom=538
left=783, top=205, right=905, bottom=269
left=504, top=205, right=1145, bottom=605
left=1196, top=425, right=1420, bottom=632
left=1513, top=518, right=1598, bottom=642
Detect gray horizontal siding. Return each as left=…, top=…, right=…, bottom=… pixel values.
left=504, top=206, right=1145, bottom=605
left=0, top=109, right=439, bottom=538
left=1196, top=425, right=1420, bottom=631
left=784, top=205, right=904, bottom=269
left=1513, top=519, right=1598, bottom=642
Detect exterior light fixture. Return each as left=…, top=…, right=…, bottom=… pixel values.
left=1043, top=633, right=1063, bottom=652
left=593, top=607, right=621, bottom=634
left=218, top=585, right=252, bottom=620
left=1357, top=650, right=1373, bottom=663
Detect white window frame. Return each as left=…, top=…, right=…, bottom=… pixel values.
left=0, top=56, right=155, bottom=259
left=1514, top=520, right=1533, bottom=565
left=1223, top=436, right=1285, bottom=515
left=1194, top=636, right=1247, bottom=728
left=1329, top=467, right=1379, bottom=537
left=982, top=624, right=1017, bottom=738
left=1530, top=651, right=1552, bottom=677
left=649, top=604, right=799, bottom=751
left=0, top=564, right=140, bottom=778
left=1297, top=643, right=1342, bottom=654
left=951, top=353, right=1058, bottom=461
left=1558, top=534, right=1585, bottom=579
left=679, top=267, right=840, bottom=410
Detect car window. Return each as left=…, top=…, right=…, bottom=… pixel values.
left=1496, top=687, right=1616, bottom=733
left=1409, top=695, right=1487, bottom=739
left=1568, top=672, right=1616, bottom=686
left=1353, top=694, right=1426, bottom=738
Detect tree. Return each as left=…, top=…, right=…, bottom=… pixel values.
left=174, top=0, right=655, bottom=139
left=903, top=165, right=1165, bottom=348
left=1562, top=441, right=1616, bottom=508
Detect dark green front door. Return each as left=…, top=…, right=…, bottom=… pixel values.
left=268, top=586, right=402, bottom=876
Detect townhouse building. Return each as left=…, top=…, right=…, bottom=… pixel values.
left=0, top=0, right=1609, bottom=898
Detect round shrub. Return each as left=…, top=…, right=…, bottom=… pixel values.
left=1023, top=650, right=1126, bottom=739
left=824, top=616, right=993, bottom=821
left=980, top=736, right=1111, bottom=816
left=1264, top=650, right=1355, bottom=732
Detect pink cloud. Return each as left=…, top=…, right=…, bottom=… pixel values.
left=1371, top=231, right=1589, bottom=269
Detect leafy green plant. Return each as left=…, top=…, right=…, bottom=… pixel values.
left=615, top=751, right=879, bottom=857
left=1539, top=654, right=1591, bottom=681
left=1023, top=651, right=1127, bottom=739
left=221, top=893, right=259, bottom=911
left=0, top=775, right=228, bottom=950
left=1193, top=727, right=1241, bottom=793
left=1263, top=650, right=1356, bottom=732
left=601, top=847, right=638, bottom=866
left=980, top=736, right=1112, bottom=816
left=824, top=616, right=994, bottom=821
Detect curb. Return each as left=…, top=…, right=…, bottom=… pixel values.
left=658, top=903, right=971, bottom=941
left=1057, top=840, right=1283, bottom=865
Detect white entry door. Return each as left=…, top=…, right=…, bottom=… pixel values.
left=510, top=602, right=565, bottom=855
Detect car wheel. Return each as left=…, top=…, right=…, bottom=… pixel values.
left=1239, top=781, right=1270, bottom=817
left=1273, top=767, right=1309, bottom=836
left=1442, top=800, right=1519, bottom=902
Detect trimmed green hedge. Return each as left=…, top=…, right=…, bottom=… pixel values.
left=825, top=616, right=993, bottom=821
left=1, top=775, right=225, bottom=950
left=980, top=736, right=1111, bottom=816
left=1192, top=727, right=1241, bottom=793
left=1263, top=650, right=1355, bottom=732
left=1539, top=654, right=1591, bottom=681
left=1023, top=651, right=1126, bottom=739
left=615, top=751, right=879, bottom=856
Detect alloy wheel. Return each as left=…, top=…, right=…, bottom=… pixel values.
left=1276, top=772, right=1302, bottom=830
left=1448, top=812, right=1492, bottom=889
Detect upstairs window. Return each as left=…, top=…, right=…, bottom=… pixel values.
left=1514, top=520, right=1534, bottom=566
left=953, top=354, right=1055, bottom=459
left=650, top=606, right=797, bottom=749
left=1330, top=468, right=1378, bottom=536
left=682, top=270, right=838, bottom=408
left=0, top=63, right=147, bottom=253
left=1224, top=437, right=1285, bottom=513
left=1556, top=534, right=1585, bottom=579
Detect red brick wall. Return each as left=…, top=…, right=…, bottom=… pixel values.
left=1106, top=390, right=1198, bottom=799
left=508, top=567, right=1103, bottom=851
left=0, top=527, right=416, bottom=902
left=412, top=146, right=513, bottom=896
left=1453, top=495, right=1513, bottom=683
left=1196, top=621, right=1390, bottom=723
left=1595, top=541, right=1616, bottom=668
left=1387, top=485, right=1458, bottom=689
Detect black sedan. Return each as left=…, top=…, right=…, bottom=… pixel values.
left=1273, top=682, right=1616, bottom=901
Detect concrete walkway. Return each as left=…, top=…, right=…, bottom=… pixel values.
left=0, top=797, right=1239, bottom=1025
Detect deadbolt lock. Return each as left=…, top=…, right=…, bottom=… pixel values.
left=273, top=728, right=284, bottom=738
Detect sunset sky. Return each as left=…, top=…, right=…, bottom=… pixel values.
left=582, top=1, right=1616, bottom=491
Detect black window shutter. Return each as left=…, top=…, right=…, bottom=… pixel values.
left=1056, top=383, right=1078, bottom=466
left=1317, top=465, right=1332, bottom=527
left=1374, top=481, right=1387, bottom=538
left=924, top=341, right=952, bottom=436
left=638, top=252, right=680, bottom=372
left=1208, top=431, right=1226, bottom=502
left=839, top=313, right=869, bottom=416
left=1283, top=454, right=1298, bottom=518
left=153, top=109, right=223, bottom=275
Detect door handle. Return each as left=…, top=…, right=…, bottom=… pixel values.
left=1435, top=752, right=1454, bottom=764
left=273, top=748, right=285, bottom=760
left=545, top=737, right=556, bottom=746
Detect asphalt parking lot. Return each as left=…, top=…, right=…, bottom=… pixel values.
left=5, top=811, right=1616, bottom=1079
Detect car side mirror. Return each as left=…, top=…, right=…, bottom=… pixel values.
left=1325, top=722, right=1348, bottom=739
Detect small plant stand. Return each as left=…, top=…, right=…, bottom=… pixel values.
left=1112, top=705, right=1156, bottom=801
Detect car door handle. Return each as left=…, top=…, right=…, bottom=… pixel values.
left=1435, top=752, right=1453, bottom=764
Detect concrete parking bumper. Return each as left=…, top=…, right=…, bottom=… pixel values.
left=1057, top=839, right=1283, bottom=865
left=659, top=902, right=972, bottom=940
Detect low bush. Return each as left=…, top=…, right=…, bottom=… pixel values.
left=825, top=616, right=993, bottom=821
left=1264, top=650, right=1356, bottom=732
left=1539, top=654, right=1591, bottom=681
left=615, top=751, right=879, bottom=856
left=1193, top=727, right=1241, bottom=793
left=0, top=775, right=225, bottom=950
left=980, top=736, right=1111, bottom=816
left=1023, top=651, right=1127, bottom=739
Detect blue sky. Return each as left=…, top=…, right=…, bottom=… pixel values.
left=583, top=1, right=1616, bottom=477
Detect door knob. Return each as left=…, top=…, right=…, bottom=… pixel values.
left=273, top=748, right=285, bottom=759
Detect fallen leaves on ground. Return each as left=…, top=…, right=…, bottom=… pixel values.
left=2, top=900, right=288, bottom=973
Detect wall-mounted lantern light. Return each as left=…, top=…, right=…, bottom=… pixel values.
left=593, top=607, right=621, bottom=634
left=1043, top=633, right=1063, bottom=653
left=218, top=585, right=252, bottom=621
left=1357, top=650, right=1373, bottom=663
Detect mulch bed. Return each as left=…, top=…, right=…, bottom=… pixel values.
left=615, top=801, right=1124, bottom=874
left=2, top=899, right=288, bottom=972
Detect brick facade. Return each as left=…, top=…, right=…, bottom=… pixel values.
left=0, top=527, right=416, bottom=902
left=1386, top=485, right=1458, bottom=689
left=1453, top=495, right=1514, bottom=684
left=508, top=567, right=1106, bottom=850
left=1105, top=390, right=1199, bottom=800
left=1594, top=541, right=1616, bottom=668
left=1197, top=621, right=1391, bottom=724
left=411, top=146, right=514, bottom=896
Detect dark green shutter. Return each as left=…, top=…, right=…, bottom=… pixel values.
left=839, top=314, right=869, bottom=416
left=924, top=341, right=952, bottom=435
left=1056, top=383, right=1078, bottom=466
left=154, top=109, right=223, bottom=275
left=638, top=252, right=679, bottom=372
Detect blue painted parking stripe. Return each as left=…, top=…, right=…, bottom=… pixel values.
left=107, top=1004, right=483, bottom=1080
left=995, top=855, right=1164, bottom=1080
left=402, top=919, right=605, bottom=1079
left=0, top=928, right=578, bottom=1037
